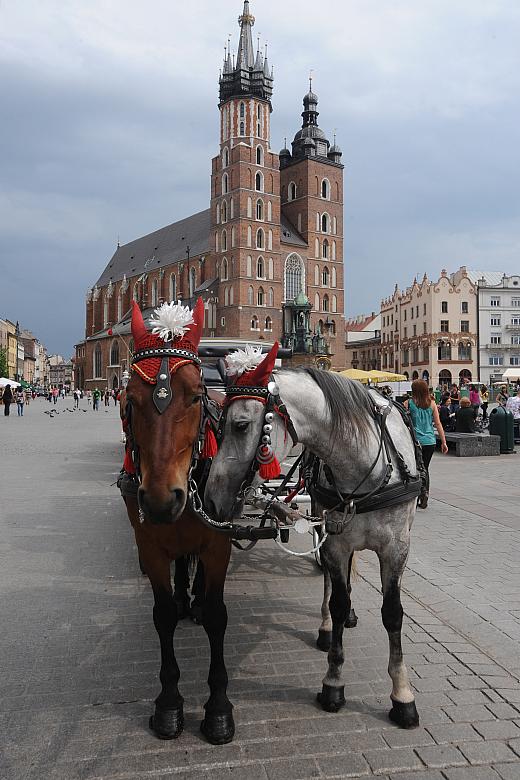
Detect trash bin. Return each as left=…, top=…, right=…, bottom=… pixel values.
left=489, top=406, right=515, bottom=453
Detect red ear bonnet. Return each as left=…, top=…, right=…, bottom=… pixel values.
left=235, top=341, right=279, bottom=387
left=184, top=297, right=204, bottom=350
left=131, top=300, right=148, bottom=347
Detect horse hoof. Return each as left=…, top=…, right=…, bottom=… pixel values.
left=173, top=595, right=191, bottom=621
left=317, top=684, right=345, bottom=713
left=200, top=712, right=235, bottom=745
left=190, top=598, right=204, bottom=625
left=345, top=608, right=358, bottom=628
left=149, top=706, right=184, bottom=739
left=316, top=629, right=332, bottom=652
left=389, top=698, right=419, bottom=729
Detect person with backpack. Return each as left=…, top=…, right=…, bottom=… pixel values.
left=2, top=384, right=13, bottom=416
left=92, top=387, right=101, bottom=411
left=16, top=387, right=25, bottom=416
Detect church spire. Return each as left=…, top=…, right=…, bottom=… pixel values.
left=236, top=1, right=255, bottom=69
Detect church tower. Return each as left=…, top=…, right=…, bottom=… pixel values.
left=280, top=85, right=345, bottom=347
left=210, top=1, right=283, bottom=339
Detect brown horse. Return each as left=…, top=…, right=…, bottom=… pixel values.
left=120, top=299, right=234, bottom=744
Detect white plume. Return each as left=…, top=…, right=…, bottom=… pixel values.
left=150, top=301, right=194, bottom=341
left=225, top=344, right=264, bottom=377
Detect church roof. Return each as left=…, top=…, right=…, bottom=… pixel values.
left=280, top=215, right=307, bottom=247
left=95, top=209, right=211, bottom=288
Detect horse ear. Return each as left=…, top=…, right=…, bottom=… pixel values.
left=131, top=301, right=148, bottom=345
left=185, top=297, right=204, bottom=349
left=248, top=341, right=279, bottom=386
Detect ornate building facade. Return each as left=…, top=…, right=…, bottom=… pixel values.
left=78, top=1, right=346, bottom=389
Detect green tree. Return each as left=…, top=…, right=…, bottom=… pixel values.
left=0, top=347, right=8, bottom=378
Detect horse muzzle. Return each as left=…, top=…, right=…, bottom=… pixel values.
left=138, top=487, right=186, bottom=524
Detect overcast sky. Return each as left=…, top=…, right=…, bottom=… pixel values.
left=1, top=0, right=519, bottom=356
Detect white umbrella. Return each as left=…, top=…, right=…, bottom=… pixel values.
left=0, top=377, right=20, bottom=388
left=501, top=368, right=520, bottom=381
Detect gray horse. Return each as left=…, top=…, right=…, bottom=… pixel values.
left=206, top=349, right=420, bottom=729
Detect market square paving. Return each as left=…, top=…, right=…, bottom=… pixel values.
left=1, top=399, right=520, bottom=779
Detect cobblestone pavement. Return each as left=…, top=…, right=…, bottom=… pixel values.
left=1, top=398, right=520, bottom=780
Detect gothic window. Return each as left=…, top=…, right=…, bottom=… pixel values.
left=267, top=201, right=272, bottom=221
left=265, top=316, right=272, bottom=331
left=321, top=179, right=330, bottom=199
left=321, top=213, right=329, bottom=233
left=256, top=228, right=264, bottom=249
left=257, top=287, right=265, bottom=306
left=222, top=230, right=227, bottom=251
left=256, top=199, right=264, bottom=220
left=256, top=104, right=262, bottom=137
left=247, top=226, right=252, bottom=247
left=314, top=265, right=319, bottom=286
left=94, top=344, right=102, bottom=378
left=169, top=274, right=177, bottom=301
left=231, top=226, right=236, bottom=247
left=332, top=241, right=336, bottom=261
left=240, top=101, right=245, bottom=118
left=255, top=172, right=263, bottom=192
left=222, top=173, right=229, bottom=194
left=221, top=258, right=228, bottom=281
left=110, top=340, right=119, bottom=366
left=246, top=255, right=252, bottom=277
left=331, top=267, right=337, bottom=288
left=316, top=212, right=320, bottom=231
left=268, top=257, right=273, bottom=279
left=248, top=286, right=254, bottom=305
left=315, top=238, right=320, bottom=258
left=256, top=145, right=263, bottom=165
left=251, top=315, right=259, bottom=330
left=257, top=256, right=265, bottom=278
left=332, top=295, right=337, bottom=313
left=329, top=320, right=336, bottom=335
left=247, top=197, right=252, bottom=218
left=289, top=182, right=297, bottom=201
left=240, top=121, right=245, bottom=136
left=189, top=268, right=196, bottom=297
left=322, top=267, right=330, bottom=286
left=284, top=253, right=305, bottom=302
left=151, top=279, right=158, bottom=307
left=117, top=291, right=123, bottom=322
left=268, top=287, right=274, bottom=307
left=221, top=200, right=227, bottom=222
left=222, top=147, right=229, bottom=167
left=315, top=292, right=320, bottom=311
left=322, top=239, right=329, bottom=259
left=224, top=287, right=229, bottom=306
left=323, top=294, right=329, bottom=312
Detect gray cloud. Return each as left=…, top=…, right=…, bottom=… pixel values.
left=1, top=0, right=519, bottom=355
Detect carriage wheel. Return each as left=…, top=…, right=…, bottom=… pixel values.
left=312, top=527, right=322, bottom=569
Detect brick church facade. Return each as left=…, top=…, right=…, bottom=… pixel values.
left=76, top=1, right=346, bottom=390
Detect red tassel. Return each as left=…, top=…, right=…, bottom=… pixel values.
left=202, top=421, right=218, bottom=459
left=123, top=449, right=136, bottom=474
left=259, top=454, right=281, bottom=480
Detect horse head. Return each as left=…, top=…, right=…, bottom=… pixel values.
left=125, top=298, right=204, bottom=524
left=205, top=342, right=292, bottom=521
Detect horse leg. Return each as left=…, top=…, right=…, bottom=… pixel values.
left=199, top=539, right=234, bottom=745
left=146, top=556, right=184, bottom=740
left=317, top=544, right=350, bottom=712
left=316, top=566, right=332, bottom=651
left=345, top=552, right=358, bottom=628
left=173, top=556, right=191, bottom=620
left=378, top=548, right=419, bottom=729
left=190, top=559, right=205, bottom=625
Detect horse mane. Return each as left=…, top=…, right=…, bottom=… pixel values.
left=293, top=367, right=374, bottom=444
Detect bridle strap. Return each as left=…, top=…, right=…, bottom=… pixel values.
left=132, top=346, right=201, bottom=365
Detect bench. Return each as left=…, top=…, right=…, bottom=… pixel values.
left=435, top=431, right=501, bottom=457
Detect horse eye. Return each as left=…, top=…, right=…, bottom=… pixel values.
left=234, top=420, right=249, bottom=432
left=192, top=395, right=202, bottom=405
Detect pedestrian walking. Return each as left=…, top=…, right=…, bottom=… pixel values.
left=469, top=384, right=480, bottom=415
left=104, top=389, right=110, bottom=407
left=112, top=388, right=119, bottom=406
left=86, top=389, right=92, bottom=406
left=73, top=388, right=80, bottom=409
left=481, top=385, right=489, bottom=421
left=405, top=379, right=448, bottom=509
left=497, top=385, right=509, bottom=407
left=505, top=388, right=520, bottom=441
left=52, top=387, right=59, bottom=405
left=2, top=384, right=13, bottom=416
left=16, top=387, right=25, bottom=416
left=92, top=387, right=101, bottom=411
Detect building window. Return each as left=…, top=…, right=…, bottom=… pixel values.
left=402, top=349, right=409, bottom=365
left=289, top=182, right=296, bottom=201
left=256, top=199, right=263, bottom=220
left=248, top=286, right=254, bottom=305
left=247, top=225, right=252, bottom=247
left=169, top=274, right=176, bottom=301
left=331, top=267, right=337, bottom=288
left=423, top=303, right=426, bottom=315
left=490, top=297, right=500, bottom=307
left=460, top=320, right=469, bottom=332
left=110, top=340, right=119, bottom=366
left=438, top=342, right=452, bottom=360
left=284, top=253, right=304, bottom=302
left=490, top=316, right=501, bottom=326
left=247, top=197, right=252, bottom=218
left=94, top=344, right=102, bottom=378
left=322, top=294, right=329, bottom=312
left=246, top=255, right=252, bottom=277
left=251, top=315, right=259, bottom=330
left=489, top=356, right=503, bottom=365
left=511, top=316, right=520, bottom=326
left=151, top=279, right=158, bottom=307
left=222, top=174, right=229, bottom=194
left=321, top=213, right=329, bottom=233
left=322, top=239, right=329, bottom=259
left=315, top=292, right=320, bottom=311
left=511, top=335, right=520, bottom=345
left=239, top=121, right=245, bottom=136
left=510, top=356, right=520, bottom=366
left=322, top=267, right=330, bottom=286
left=257, top=256, right=265, bottom=278
left=332, top=295, right=337, bottom=313
left=461, top=301, right=468, bottom=313
left=440, top=320, right=449, bottom=332
left=490, top=334, right=501, bottom=344
left=257, top=287, right=265, bottom=306
left=256, top=146, right=263, bottom=165
left=458, top=343, right=471, bottom=360
left=268, top=287, right=274, bottom=306
left=117, top=292, right=123, bottom=322
left=512, top=298, right=520, bottom=307
left=221, top=200, right=227, bottom=223
left=268, top=257, right=273, bottom=279
left=265, top=316, right=272, bottom=331
left=403, top=327, right=407, bottom=338
left=321, top=178, right=330, bottom=199
left=256, top=228, right=264, bottom=249
left=223, top=147, right=229, bottom=167
left=255, top=172, right=263, bottom=192
left=422, top=346, right=428, bottom=361
left=441, top=301, right=448, bottom=313
left=221, top=257, right=228, bottom=280
left=222, top=230, right=227, bottom=251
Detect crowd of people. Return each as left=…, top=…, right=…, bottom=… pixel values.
left=1, top=384, right=122, bottom=416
